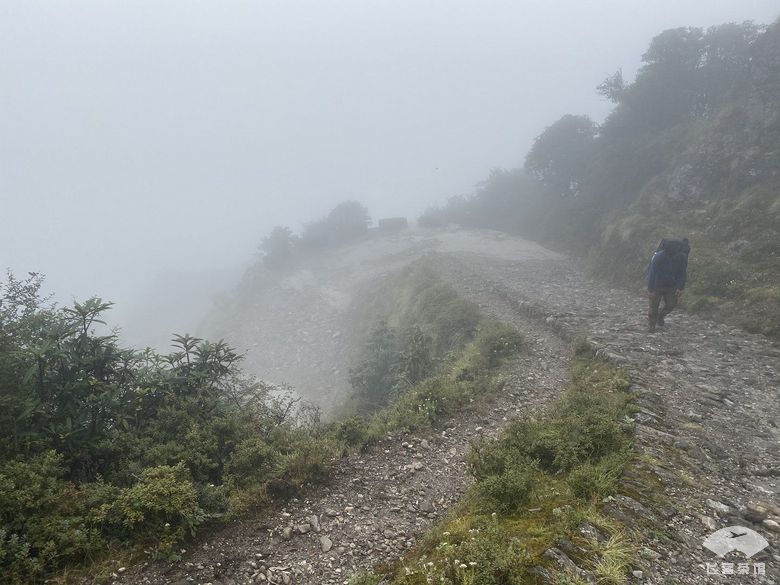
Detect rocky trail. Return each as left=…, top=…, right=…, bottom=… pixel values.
left=115, top=231, right=779, bottom=584
left=438, top=254, right=780, bottom=584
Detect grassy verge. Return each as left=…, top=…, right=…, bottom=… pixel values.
left=334, top=320, right=523, bottom=451
left=333, top=258, right=523, bottom=450
left=351, top=341, right=638, bottom=585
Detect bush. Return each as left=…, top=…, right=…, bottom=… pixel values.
left=335, top=416, right=370, bottom=449
left=687, top=258, right=744, bottom=298
left=0, top=273, right=342, bottom=577
left=224, top=437, right=282, bottom=491
left=255, top=430, right=333, bottom=498
left=0, top=452, right=117, bottom=581
left=260, top=226, right=298, bottom=269
left=452, top=520, right=532, bottom=585
left=567, top=453, right=628, bottom=501
left=348, top=321, right=398, bottom=412
left=475, top=323, right=524, bottom=367
left=468, top=350, right=632, bottom=498
left=108, top=464, right=204, bottom=557
left=0, top=529, right=37, bottom=583
left=476, top=458, right=540, bottom=514
left=300, top=201, right=370, bottom=248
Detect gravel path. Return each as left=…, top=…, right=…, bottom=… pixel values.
left=438, top=254, right=780, bottom=584
left=113, top=233, right=780, bottom=584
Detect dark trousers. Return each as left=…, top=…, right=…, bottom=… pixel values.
left=648, top=290, right=677, bottom=328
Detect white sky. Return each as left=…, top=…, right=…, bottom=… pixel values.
left=1, top=1, right=778, bottom=333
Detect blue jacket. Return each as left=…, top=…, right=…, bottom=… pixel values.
left=646, top=250, right=688, bottom=292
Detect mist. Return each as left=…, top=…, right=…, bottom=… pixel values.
left=2, top=0, right=777, bottom=347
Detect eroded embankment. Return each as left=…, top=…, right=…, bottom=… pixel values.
left=199, top=228, right=561, bottom=417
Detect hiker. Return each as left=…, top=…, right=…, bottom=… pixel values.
left=646, top=238, right=689, bottom=332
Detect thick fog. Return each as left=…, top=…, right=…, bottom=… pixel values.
left=1, top=0, right=777, bottom=347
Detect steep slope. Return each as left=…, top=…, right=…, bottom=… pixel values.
left=199, top=228, right=560, bottom=417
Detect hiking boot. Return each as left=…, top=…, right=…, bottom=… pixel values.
left=657, top=314, right=665, bottom=327
left=648, top=324, right=656, bottom=333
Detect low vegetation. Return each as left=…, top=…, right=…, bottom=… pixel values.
left=260, top=200, right=372, bottom=269
left=352, top=341, right=638, bottom=585
left=338, top=321, right=523, bottom=452
left=337, top=260, right=523, bottom=449
left=0, top=263, right=523, bottom=584
left=0, top=272, right=333, bottom=583
left=345, top=261, right=482, bottom=413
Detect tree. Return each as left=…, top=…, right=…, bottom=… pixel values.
left=325, top=201, right=370, bottom=238
left=697, top=22, right=763, bottom=114
left=525, top=115, right=598, bottom=197
left=393, top=326, right=433, bottom=389
left=596, top=69, right=625, bottom=104
left=260, top=226, right=298, bottom=269
left=348, top=321, right=396, bottom=411
left=750, top=18, right=780, bottom=105
left=300, top=201, right=371, bottom=248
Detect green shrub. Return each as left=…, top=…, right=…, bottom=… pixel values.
left=476, top=458, right=540, bottom=514
left=567, top=453, right=628, bottom=501
left=475, top=322, right=524, bottom=367
left=0, top=529, right=37, bottom=583
left=108, top=464, right=204, bottom=557
left=0, top=451, right=118, bottom=580
left=404, top=279, right=481, bottom=356
left=224, top=437, right=282, bottom=490
left=348, top=320, right=398, bottom=412
left=687, top=258, right=744, bottom=298
left=267, top=437, right=335, bottom=499
left=348, top=574, right=384, bottom=585
left=469, top=405, right=631, bottom=483
left=468, top=348, right=632, bottom=504
left=396, top=517, right=532, bottom=585
left=335, top=416, right=370, bottom=449
left=0, top=272, right=342, bottom=578
left=452, top=520, right=532, bottom=585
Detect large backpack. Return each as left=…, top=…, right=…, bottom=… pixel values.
left=658, top=238, right=690, bottom=256
left=654, top=238, right=690, bottom=289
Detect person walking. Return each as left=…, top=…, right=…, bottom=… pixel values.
left=646, top=238, right=689, bottom=332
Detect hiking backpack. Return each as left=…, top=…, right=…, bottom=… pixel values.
left=652, top=238, right=690, bottom=289
left=658, top=238, right=691, bottom=256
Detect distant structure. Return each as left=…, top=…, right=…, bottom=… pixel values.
left=377, top=217, right=409, bottom=233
